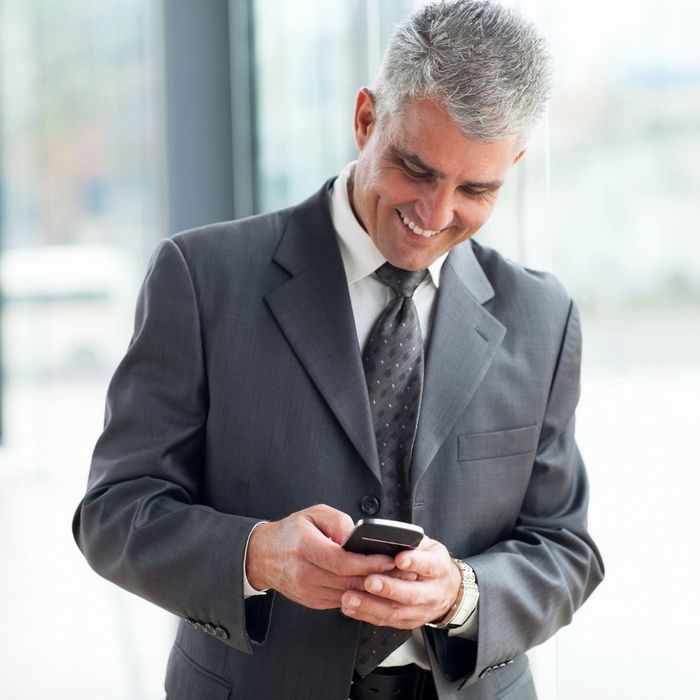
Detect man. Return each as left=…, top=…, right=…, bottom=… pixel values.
left=73, top=1, right=603, bottom=698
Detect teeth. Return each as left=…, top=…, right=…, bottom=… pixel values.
left=400, top=213, right=439, bottom=238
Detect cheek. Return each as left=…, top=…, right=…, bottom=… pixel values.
left=374, top=172, right=421, bottom=209
left=460, top=199, right=497, bottom=228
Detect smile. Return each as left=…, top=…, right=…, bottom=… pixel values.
left=398, top=211, right=440, bottom=238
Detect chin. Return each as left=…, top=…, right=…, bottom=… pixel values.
left=387, top=253, right=432, bottom=272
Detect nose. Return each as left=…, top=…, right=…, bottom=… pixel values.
left=413, top=185, right=455, bottom=232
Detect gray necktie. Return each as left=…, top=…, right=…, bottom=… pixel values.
left=354, top=262, right=427, bottom=677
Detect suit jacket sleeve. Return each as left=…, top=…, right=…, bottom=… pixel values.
left=72, top=237, right=271, bottom=654
left=431, top=299, right=604, bottom=686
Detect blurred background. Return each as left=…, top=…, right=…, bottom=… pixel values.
left=0, top=0, right=697, bottom=697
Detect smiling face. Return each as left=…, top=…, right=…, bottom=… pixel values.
left=350, top=89, right=525, bottom=271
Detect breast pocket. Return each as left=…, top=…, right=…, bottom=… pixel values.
left=458, top=424, right=539, bottom=462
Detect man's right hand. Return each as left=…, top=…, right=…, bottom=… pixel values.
left=245, top=504, right=396, bottom=610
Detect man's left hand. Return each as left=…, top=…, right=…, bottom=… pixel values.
left=340, top=537, right=461, bottom=629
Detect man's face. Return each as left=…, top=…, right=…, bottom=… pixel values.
left=351, top=90, right=525, bottom=271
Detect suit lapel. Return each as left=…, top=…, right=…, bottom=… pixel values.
left=264, top=184, right=381, bottom=480
left=410, top=242, right=506, bottom=487
left=264, top=186, right=505, bottom=488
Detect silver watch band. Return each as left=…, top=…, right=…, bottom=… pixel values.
left=426, top=559, right=479, bottom=629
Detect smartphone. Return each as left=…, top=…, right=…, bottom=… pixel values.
left=342, top=518, right=424, bottom=556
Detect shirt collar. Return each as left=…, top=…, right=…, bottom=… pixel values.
left=329, top=161, right=447, bottom=287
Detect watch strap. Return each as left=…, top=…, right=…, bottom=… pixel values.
left=426, top=559, right=479, bottom=630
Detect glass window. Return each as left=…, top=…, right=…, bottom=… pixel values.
left=253, top=0, right=420, bottom=212
left=0, top=1, right=170, bottom=696
left=547, top=1, right=700, bottom=697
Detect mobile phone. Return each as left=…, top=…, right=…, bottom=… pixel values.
left=342, top=518, right=424, bottom=556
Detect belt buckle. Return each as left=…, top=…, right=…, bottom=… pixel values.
left=350, top=664, right=425, bottom=700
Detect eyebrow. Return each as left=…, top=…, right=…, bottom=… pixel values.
left=389, top=144, right=504, bottom=191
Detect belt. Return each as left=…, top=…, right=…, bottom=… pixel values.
left=349, top=664, right=438, bottom=700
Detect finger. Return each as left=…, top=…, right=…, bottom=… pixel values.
left=304, top=504, right=355, bottom=545
left=302, top=505, right=395, bottom=573
left=318, top=546, right=396, bottom=577
left=363, top=574, right=434, bottom=607
left=385, top=568, right=419, bottom=582
left=282, top=565, right=361, bottom=610
left=313, top=570, right=407, bottom=595
left=395, top=539, right=447, bottom=579
left=307, top=570, right=369, bottom=594
left=292, top=585, right=345, bottom=610
left=303, top=533, right=395, bottom=577
left=340, top=590, right=422, bottom=629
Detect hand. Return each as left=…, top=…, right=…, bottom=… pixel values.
left=340, top=537, right=461, bottom=629
left=245, top=504, right=395, bottom=610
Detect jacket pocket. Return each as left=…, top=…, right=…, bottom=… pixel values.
left=164, top=643, right=232, bottom=700
left=458, top=425, right=539, bottom=462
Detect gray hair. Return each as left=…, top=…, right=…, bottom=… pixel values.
left=373, top=0, right=552, bottom=145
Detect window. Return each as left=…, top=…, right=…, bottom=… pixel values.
left=0, top=1, right=169, bottom=696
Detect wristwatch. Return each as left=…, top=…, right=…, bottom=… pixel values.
left=426, top=559, right=479, bottom=630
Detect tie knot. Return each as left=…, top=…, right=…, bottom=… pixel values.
left=375, top=263, right=427, bottom=299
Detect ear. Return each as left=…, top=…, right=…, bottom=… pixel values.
left=512, top=147, right=527, bottom=165
left=353, top=88, right=378, bottom=151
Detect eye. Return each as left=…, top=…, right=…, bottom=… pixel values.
left=461, top=186, right=491, bottom=200
left=402, top=160, right=431, bottom=180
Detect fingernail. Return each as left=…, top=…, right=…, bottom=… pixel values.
left=401, top=557, right=412, bottom=569
left=368, top=579, right=383, bottom=593
left=346, top=595, right=360, bottom=608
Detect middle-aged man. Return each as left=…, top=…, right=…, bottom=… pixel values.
left=73, top=2, right=604, bottom=699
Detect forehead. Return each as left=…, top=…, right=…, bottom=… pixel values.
left=379, top=98, right=518, bottom=180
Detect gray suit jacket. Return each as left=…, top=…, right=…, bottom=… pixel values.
left=73, top=181, right=603, bottom=699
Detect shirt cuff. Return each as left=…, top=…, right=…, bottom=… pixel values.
left=243, top=521, right=270, bottom=598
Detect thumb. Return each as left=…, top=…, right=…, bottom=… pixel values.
left=305, top=504, right=355, bottom=545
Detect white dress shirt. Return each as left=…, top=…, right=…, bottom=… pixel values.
left=243, top=163, right=477, bottom=669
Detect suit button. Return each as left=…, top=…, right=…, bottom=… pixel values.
left=359, top=495, right=380, bottom=515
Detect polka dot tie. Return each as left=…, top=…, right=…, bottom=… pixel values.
left=354, top=262, right=427, bottom=678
